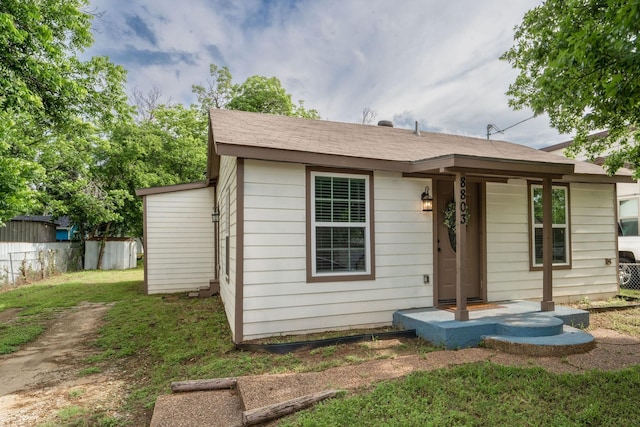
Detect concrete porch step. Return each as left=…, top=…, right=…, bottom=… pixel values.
left=495, top=313, right=564, bottom=337
left=393, top=301, right=594, bottom=354
left=482, top=325, right=596, bottom=357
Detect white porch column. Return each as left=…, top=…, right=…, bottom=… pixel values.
left=541, top=176, right=555, bottom=311
left=455, top=172, right=469, bottom=321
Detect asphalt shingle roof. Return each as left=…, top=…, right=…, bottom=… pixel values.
left=209, top=109, right=629, bottom=180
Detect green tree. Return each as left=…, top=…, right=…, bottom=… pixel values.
left=228, top=75, right=320, bottom=118
left=502, top=0, right=640, bottom=177
left=0, top=0, right=130, bottom=225
left=192, top=63, right=234, bottom=112
left=95, top=105, right=208, bottom=239
left=0, top=112, right=44, bottom=223
left=194, top=64, right=320, bottom=119
left=227, top=75, right=293, bottom=115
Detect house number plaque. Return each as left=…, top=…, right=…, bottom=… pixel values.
left=459, top=177, right=467, bottom=225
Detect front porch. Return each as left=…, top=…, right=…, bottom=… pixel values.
left=393, top=300, right=594, bottom=355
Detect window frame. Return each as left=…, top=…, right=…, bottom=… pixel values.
left=618, top=198, right=639, bottom=237
left=528, top=181, right=572, bottom=271
left=306, top=167, right=375, bottom=282
left=225, top=187, right=231, bottom=281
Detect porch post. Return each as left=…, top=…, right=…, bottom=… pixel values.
left=541, top=177, right=555, bottom=311
left=455, top=172, right=469, bottom=321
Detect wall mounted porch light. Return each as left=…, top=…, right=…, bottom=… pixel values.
left=421, top=186, right=433, bottom=212
left=211, top=208, right=220, bottom=223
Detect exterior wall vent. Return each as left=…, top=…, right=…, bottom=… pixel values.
left=377, top=120, right=394, bottom=127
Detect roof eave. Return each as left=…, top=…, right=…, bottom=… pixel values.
left=215, top=141, right=408, bottom=172
left=409, top=154, right=575, bottom=178
left=135, top=181, right=210, bottom=197
left=561, top=173, right=636, bottom=184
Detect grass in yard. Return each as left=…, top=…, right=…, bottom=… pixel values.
left=620, top=288, right=640, bottom=299
left=0, top=269, right=142, bottom=354
left=589, top=306, right=640, bottom=337
left=0, top=268, right=435, bottom=424
left=280, top=363, right=640, bottom=426
left=3, top=271, right=640, bottom=425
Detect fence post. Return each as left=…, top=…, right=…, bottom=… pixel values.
left=8, top=252, right=14, bottom=286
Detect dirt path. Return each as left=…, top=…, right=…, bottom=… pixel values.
left=0, top=302, right=128, bottom=426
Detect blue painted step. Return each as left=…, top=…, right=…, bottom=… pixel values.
left=482, top=325, right=595, bottom=357
left=495, top=313, right=564, bottom=337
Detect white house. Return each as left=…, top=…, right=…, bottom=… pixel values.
left=138, top=110, right=632, bottom=343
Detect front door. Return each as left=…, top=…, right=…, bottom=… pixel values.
left=435, top=180, right=483, bottom=304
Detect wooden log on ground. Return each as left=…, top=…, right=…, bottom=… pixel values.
left=242, top=389, right=343, bottom=426
left=170, top=377, right=237, bottom=393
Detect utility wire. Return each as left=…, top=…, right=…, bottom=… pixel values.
left=486, top=115, right=535, bottom=139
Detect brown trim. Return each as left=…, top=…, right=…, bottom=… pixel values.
left=217, top=143, right=406, bottom=173
left=410, top=154, right=575, bottom=176
left=480, top=182, right=487, bottom=302
left=234, top=158, right=245, bottom=343
left=142, top=196, right=149, bottom=295
left=443, top=167, right=566, bottom=180
left=527, top=181, right=573, bottom=271
left=305, top=166, right=376, bottom=283
left=432, top=179, right=441, bottom=306
left=207, top=120, right=221, bottom=184
left=402, top=172, right=509, bottom=183
left=539, top=141, right=571, bottom=153
left=561, top=174, right=634, bottom=184
left=213, top=184, right=219, bottom=281
left=216, top=143, right=630, bottom=184
left=541, top=177, right=554, bottom=311
left=614, top=184, right=621, bottom=289
left=135, top=181, right=210, bottom=197
left=454, top=172, right=469, bottom=320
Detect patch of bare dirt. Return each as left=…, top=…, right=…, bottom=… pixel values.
left=0, top=308, right=21, bottom=323
left=0, top=302, right=131, bottom=426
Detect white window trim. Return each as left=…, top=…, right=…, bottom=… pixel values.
left=619, top=197, right=639, bottom=237
left=530, top=184, right=570, bottom=268
left=310, top=171, right=372, bottom=278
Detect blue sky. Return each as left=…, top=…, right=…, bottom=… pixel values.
left=84, top=0, right=569, bottom=148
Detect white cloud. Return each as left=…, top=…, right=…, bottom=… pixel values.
left=84, top=0, right=569, bottom=147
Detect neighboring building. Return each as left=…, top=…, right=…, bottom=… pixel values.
left=0, top=216, right=57, bottom=243
left=138, top=110, right=632, bottom=343
left=541, top=137, right=640, bottom=264
left=53, top=216, right=76, bottom=242
left=0, top=216, right=76, bottom=243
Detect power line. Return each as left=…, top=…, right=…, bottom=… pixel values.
left=486, top=115, right=535, bottom=140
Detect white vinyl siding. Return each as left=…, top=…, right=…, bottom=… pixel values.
left=486, top=180, right=618, bottom=302
left=145, top=187, right=215, bottom=294
left=242, top=160, right=432, bottom=340
left=218, top=155, right=238, bottom=340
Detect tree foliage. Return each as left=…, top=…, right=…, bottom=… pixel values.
left=192, top=63, right=234, bottom=112
left=0, top=0, right=130, bottom=226
left=194, top=64, right=320, bottom=119
left=502, top=0, right=640, bottom=177
left=95, top=105, right=208, bottom=238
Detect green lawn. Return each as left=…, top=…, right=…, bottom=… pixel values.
left=1, top=269, right=640, bottom=426
left=281, top=363, right=640, bottom=426
left=0, top=268, right=432, bottom=424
